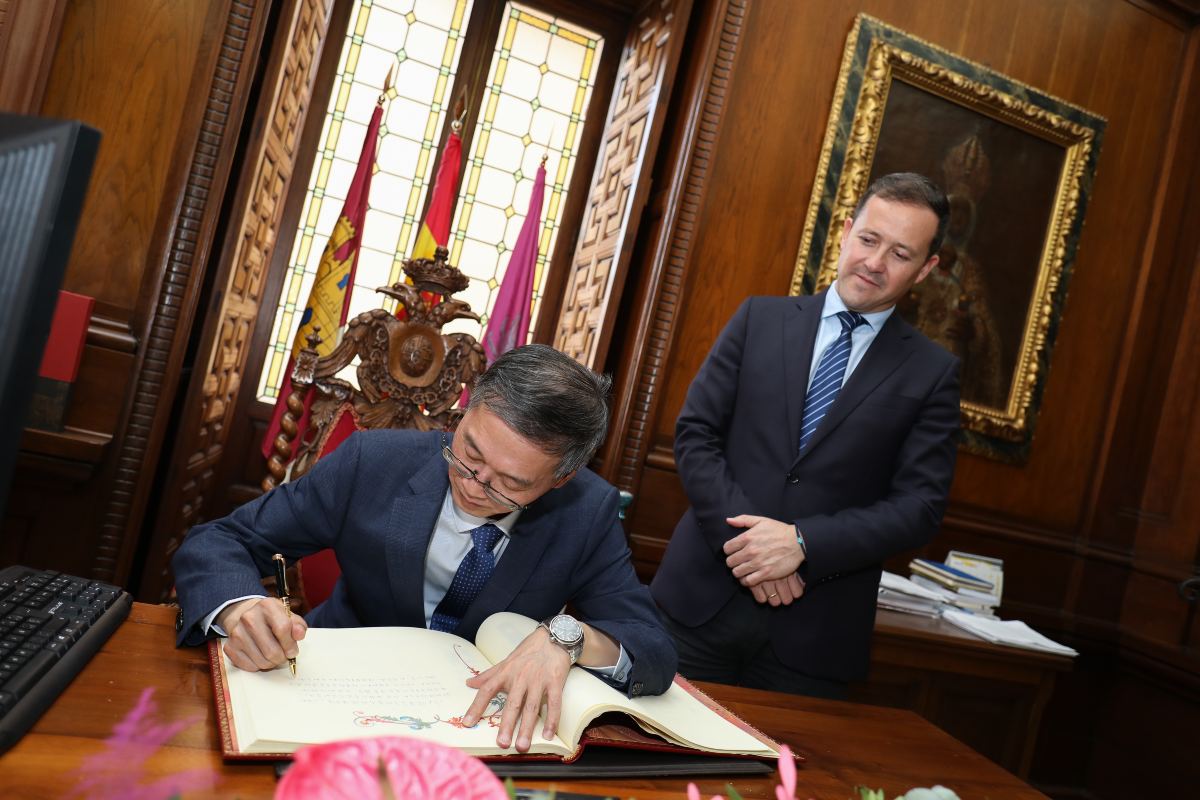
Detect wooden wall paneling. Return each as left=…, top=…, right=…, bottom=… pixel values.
left=552, top=0, right=693, bottom=369
left=597, top=0, right=749, bottom=512
left=1076, top=20, right=1200, bottom=669
left=621, top=0, right=1193, bottom=593
left=1084, top=658, right=1200, bottom=799
left=0, top=0, right=67, bottom=114
left=1, top=0, right=275, bottom=587
left=41, top=1, right=206, bottom=311
left=138, top=0, right=338, bottom=603
left=0, top=1, right=272, bottom=583
left=89, top=0, right=275, bottom=588
left=598, top=4, right=1200, bottom=794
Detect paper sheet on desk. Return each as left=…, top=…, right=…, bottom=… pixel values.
left=880, top=570, right=947, bottom=601
left=943, top=610, right=1078, bottom=657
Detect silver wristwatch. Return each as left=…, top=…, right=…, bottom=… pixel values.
left=541, top=613, right=584, bottom=665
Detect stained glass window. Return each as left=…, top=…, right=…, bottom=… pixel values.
left=442, top=2, right=602, bottom=339
left=257, top=0, right=604, bottom=401
left=258, top=0, right=474, bottom=401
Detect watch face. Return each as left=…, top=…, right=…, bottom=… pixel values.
left=549, top=614, right=583, bottom=644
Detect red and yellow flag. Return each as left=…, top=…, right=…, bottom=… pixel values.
left=413, top=121, right=462, bottom=260
left=396, top=121, right=463, bottom=319
left=260, top=99, right=384, bottom=463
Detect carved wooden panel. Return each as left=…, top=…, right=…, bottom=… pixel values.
left=553, top=0, right=689, bottom=369
left=138, top=0, right=335, bottom=602
left=600, top=0, right=747, bottom=503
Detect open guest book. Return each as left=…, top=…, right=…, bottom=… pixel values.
left=209, top=612, right=782, bottom=768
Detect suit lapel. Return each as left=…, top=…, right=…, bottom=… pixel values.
left=785, top=291, right=826, bottom=453
left=794, top=312, right=916, bottom=462
left=385, top=450, right=449, bottom=626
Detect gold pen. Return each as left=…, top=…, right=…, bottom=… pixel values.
left=272, top=553, right=298, bottom=677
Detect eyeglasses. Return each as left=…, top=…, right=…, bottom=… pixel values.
left=441, top=437, right=528, bottom=512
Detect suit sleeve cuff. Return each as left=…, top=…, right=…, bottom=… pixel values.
left=580, top=644, right=631, bottom=689
left=202, top=594, right=266, bottom=637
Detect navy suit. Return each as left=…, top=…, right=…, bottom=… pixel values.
left=651, top=292, right=959, bottom=682
left=174, top=429, right=676, bottom=697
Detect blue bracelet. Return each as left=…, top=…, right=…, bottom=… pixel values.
left=794, top=525, right=807, bottom=555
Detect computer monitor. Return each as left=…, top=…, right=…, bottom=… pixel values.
left=0, top=113, right=100, bottom=518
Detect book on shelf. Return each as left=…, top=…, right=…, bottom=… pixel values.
left=209, top=612, right=782, bottom=766
left=909, top=558, right=995, bottom=593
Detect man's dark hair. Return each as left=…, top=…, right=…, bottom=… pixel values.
left=852, top=172, right=950, bottom=259
left=470, top=344, right=611, bottom=480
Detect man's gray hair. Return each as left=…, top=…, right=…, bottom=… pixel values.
left=470, top=344, right=611, bottom=479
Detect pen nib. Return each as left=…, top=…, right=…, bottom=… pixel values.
left=289, top=659, right=297, bottom=677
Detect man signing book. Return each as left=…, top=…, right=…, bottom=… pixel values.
left=173, top=345, right=677, bottom=753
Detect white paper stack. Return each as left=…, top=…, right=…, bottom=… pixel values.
left=877, top=571, right=947, bottom=618
left=942, top=609, right=1078, bottom=657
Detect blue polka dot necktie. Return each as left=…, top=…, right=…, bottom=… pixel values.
left=430, top=523, right=504, bottom=634
left=798, top=311, right=866, bottom=453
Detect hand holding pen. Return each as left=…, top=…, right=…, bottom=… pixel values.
left=272, top=553, right=298, bottom=677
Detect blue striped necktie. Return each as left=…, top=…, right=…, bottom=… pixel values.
left=430, top=523, right=503, bottom=633
left=798, top=311, right=866, bottom=453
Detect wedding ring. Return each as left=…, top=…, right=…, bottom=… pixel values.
left=768, top=592, right=778, bottom=598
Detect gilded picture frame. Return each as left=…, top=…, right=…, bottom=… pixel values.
left=792, top=15, right=1105, bottom=463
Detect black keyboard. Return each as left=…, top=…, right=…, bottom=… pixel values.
left=0, top=564, right=132, bottom=753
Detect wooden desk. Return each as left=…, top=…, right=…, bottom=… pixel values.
left=0, top=604, right=1048, bottom=799
left=855, top=610, right=1072, bottom=778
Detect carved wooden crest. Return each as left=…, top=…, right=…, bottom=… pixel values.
left=264, top=247, right=485, bottom=490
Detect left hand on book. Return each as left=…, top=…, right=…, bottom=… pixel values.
left=461, top=627, right=570, bottom=752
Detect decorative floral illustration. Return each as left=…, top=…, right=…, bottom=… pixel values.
left=353, top=711, right=438, bottom=730
left=352, top=694, right=505, bottom=731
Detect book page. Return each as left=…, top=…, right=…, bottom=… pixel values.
left=475, top=613, right=776, bottom=756
left=221, top=626, right=569, bottom=756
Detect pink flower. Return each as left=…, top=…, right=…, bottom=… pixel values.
left=776, top=744, right=797, bottom=800
left=685, top=782, right=724, bottom=800
left=275, top=737, right=508, bottom=800
left=66, top=687, right=217, bottom=799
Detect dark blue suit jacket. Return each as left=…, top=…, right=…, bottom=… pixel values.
left=173, top=429, right=676, bottom=697
left=651, top=293, right=960, bottom=682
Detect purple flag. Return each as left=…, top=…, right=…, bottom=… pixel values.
left=482, top=162, right=546, bottom=361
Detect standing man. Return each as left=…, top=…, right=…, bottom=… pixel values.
left=174, top=344, right=676, bottom=752
left=652, top=173, right=960, bottom=698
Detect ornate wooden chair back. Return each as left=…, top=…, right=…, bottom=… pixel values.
left=261, top=247, right=485, bottom=612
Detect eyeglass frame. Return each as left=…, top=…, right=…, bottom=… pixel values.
left=441, top=434, right=529, bottom=512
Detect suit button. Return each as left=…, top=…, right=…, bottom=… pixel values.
left=786, top=473, right=800, bottom=484
left=632, top=681, right=644, bottom=696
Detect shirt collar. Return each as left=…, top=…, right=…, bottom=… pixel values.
left=825, top=280, right=894, bottom=330
left=442, top=487, right=521, bottom=536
